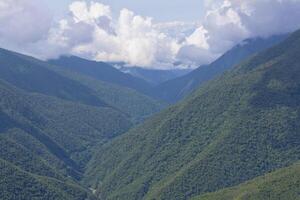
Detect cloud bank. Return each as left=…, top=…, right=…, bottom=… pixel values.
left=1, top=0, right=300, bottom=69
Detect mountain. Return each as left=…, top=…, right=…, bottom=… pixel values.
left=48, top=56, right=153, bottom=96
left=152, top=34, right=288, bottom=103
left=0, top=48, right=164, bottom=199
left=54, top=68, right=164, bottom=123
left=84, top=29, right=300, bottom=200
left=193, top=162, right=300, bottom=200
left=117, top=66, right=192, bottom=86
left=0, top=49, right=107, bottom=107
left=0, top=48, right=163, bottom=122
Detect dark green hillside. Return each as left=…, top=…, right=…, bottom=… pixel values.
left=193, top=162, right=300, bottom=200
left=0, top=159, right=96, bottom=200
left=0, top=80, right=132, bottom=171
left=0, top=77, right=131, bottom=199
left=153, top=34, right=288, bottom=103
left=48, top=56, right=153, bottom=95
left=84, top=30, right=300, bottom=200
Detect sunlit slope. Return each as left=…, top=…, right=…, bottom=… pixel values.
left=193, top=163, right=300, bottom=200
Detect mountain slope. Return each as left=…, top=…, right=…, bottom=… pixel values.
left=0, top=73, right=132, bottom=198
left=0, top=159, right=96, bottom=200
left=84, top=30, right=300, bottom=200
left=0, top=79, right=132, bottom=172
left=193, top=162, right=300, bottom=200
left=0, top=48, right=163, bottom=122
left=0, top=48, right=150, bottom=198
left=0, top=48, right=107, bottom=107
left=50, top=66, right=164, bottom=123
left=153, top=34, right=288, bottom=103
left=48, top=56, right=153, bottom=95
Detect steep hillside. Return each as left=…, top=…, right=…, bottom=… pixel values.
left=193, top=163, right=300, bottom=200
left=0, top=78, right=132, bottom=199
left=0, top=47, right=163, bottom=199
left=84, top=30, right=300, bottom=200
left=153, top=34, right=288, bottom=103
left=48, top=56, right=153, bottom=95
left=50, top=67, right=164, bottom=123
left=0, top=159, right=96, bottom=200
left=0, top=80, right=131, bottom=172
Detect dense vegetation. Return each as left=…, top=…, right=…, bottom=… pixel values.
left=193, top=162, right=300, bottom=200
left=84, top=30, right=300, bottom=199
left=0, top=76, right=134, bottom=198
left=0, top=159, right=96, bottom=200
left=0, top=49, right=163, bottom=199
left=49, top=65, right=164, bottom=123
left=152, top=34, right=288, bottom=103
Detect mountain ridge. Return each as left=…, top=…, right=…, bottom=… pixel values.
left=152, top=34, right=289, bottom=103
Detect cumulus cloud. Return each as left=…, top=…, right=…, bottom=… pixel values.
left=0, top=0, right=300, bottom=69
left=43, top=1, right=180, bottom=68
left=182, top=0, right=300, bottom=64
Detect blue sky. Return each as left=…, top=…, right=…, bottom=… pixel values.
left=42, top=0, right=205, bottom=22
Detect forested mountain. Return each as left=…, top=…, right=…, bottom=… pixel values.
left=48, top=56, right=153, bottom=95
left=0, top=48, right=163, bottom=199
left=193, top=162, right=300, bottom=200
left=0, top=79, right=131, bottom=199
left=84, top=30, right=300, bottom=199
left=152, top=34, right=288, bottom=103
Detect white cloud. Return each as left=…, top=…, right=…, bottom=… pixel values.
left=177, top=0, right=300, bottom=67
left=44, top=2, right=180, bottom=68
left=0, top=0, right=51, bottom=48
left=0, top=0, right=300, bottom=69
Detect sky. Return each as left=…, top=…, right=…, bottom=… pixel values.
left=43, top=0, right=205, bottom=22
left=1, top=0, right=300, bottom=69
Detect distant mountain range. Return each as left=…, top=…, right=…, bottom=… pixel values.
left=115, top=65, right=192, bottom=86
left=151, top=34, right=289, bottom=103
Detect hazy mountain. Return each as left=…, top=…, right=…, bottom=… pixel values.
left=84, top=30, right=300, bottom=199
left=117, top=66, right=192, bottom=85
left=48, top=56, right=153, bottom=96
left=152, top=34, right=289, bottom=103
